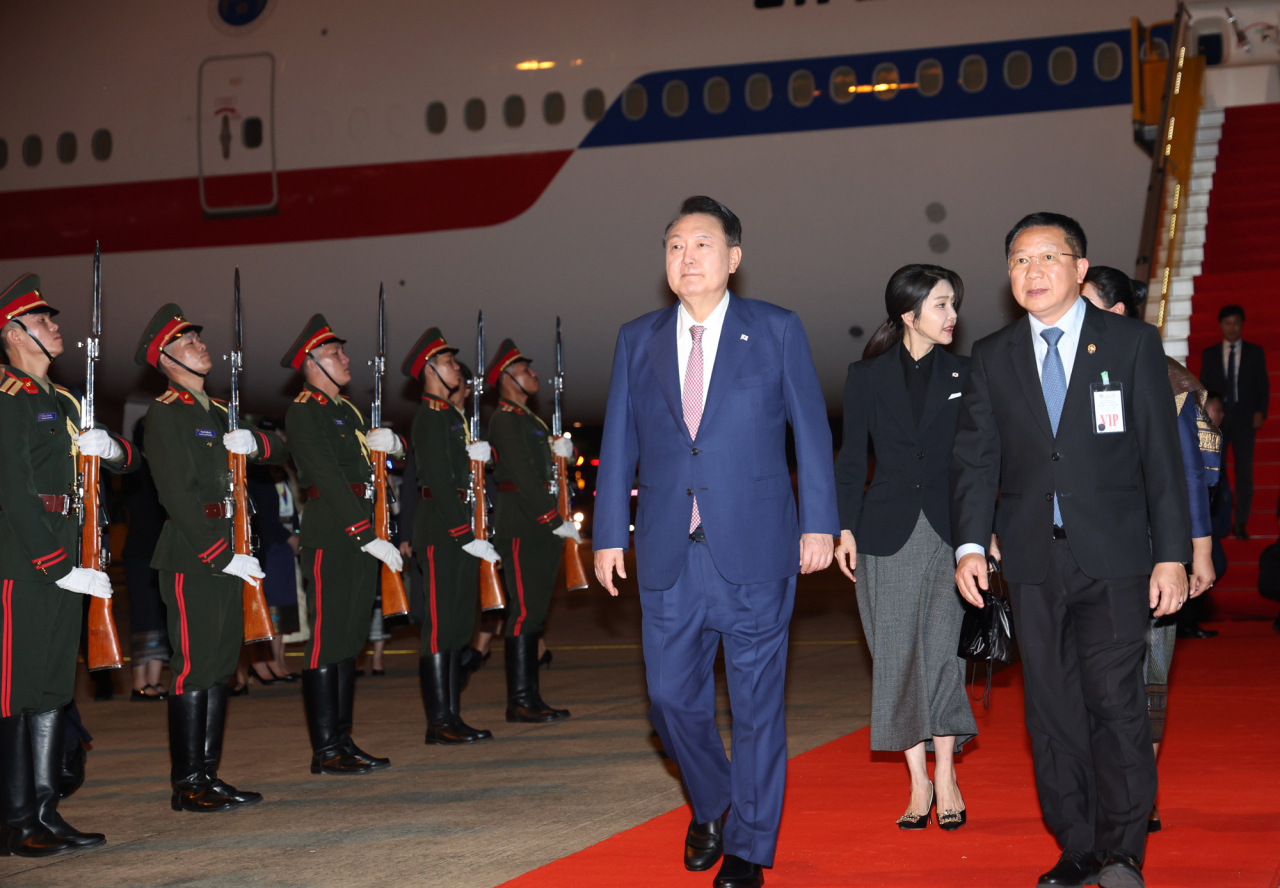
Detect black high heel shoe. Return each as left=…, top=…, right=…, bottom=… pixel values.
left=897, top=782, right=933, bottom=830
left=538, top=649, right=553, bottom=669
left=228, top=681, right=250, bottom=697
left=937, top=807, right=967, bottom=831
left=251, top=664, right=285, bottom=686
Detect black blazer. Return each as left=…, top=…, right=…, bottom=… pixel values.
left=1199, top=340, right=1269, bottom=420
left=835, top=342, right=969, bottom=556
left=950, top=301, right=1191, bottom=584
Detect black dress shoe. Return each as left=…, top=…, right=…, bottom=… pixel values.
left=1146, top=807, right=1161, bottom=834
left=713, top=854, right=763, bottom=888
left=1039, top=850, right=1100, bottom=886
left=1098, top=851, right=1143, bottom=888
left=1175, top=626, right=1218, bottom=639
left=684, top=814, right=723, bottom=871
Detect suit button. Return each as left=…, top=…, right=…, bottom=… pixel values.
left=1051, top=452, right=1061, bottom=461
left=916, top=452, right=924, bottom=460
left=691, top=448, right=700, bottom=455
left=687, top=488, right=693, bottom=496
left=1045, top=493, right=1053, bottom=501
left=915, top=484, right=924, bottom=491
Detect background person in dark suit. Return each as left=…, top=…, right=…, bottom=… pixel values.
left=1199, top=305, right=1268, bottom=539
left=950, top=213, right=1190, bottom=888
left=833, top=264, right=977, bottom=832
left=594, top=196, right=838, bottom=888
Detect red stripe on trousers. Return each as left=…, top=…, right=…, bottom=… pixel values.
left=310, top=550, right=324, bottom=669
left=173, top=573, right=192, bottom=696
left=1, top=580, right=12, bottom=717
left=512, top=538, right=527, bottom=636
left=426, top=545, right=438, bottom=655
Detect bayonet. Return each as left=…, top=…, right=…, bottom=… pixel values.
left=367, top=283, right=386, bottom=501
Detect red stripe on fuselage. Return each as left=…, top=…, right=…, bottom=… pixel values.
left=0, top=150, right=574, bottom=261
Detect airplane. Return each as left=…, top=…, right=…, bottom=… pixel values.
left=0, top=0, right=1186, bottom=428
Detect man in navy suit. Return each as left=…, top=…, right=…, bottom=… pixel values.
left=594, top=196, right=838, bottom=888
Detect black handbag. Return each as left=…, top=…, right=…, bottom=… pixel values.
left=957, top=556, right=1014, bottom=707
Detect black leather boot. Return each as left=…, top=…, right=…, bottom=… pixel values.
left=29, top=709, right=104, bottom=848
left=0, top=714, right=72, bottom=857
left=335, top=658, right=390, bottom=769
left=419, top=655, right=487, bottom=744
left=504, top=633, right=570, bottom=723
left=203, top=684, right=260, bottom=806
left=303, top=665, right=371, bottom=775
left=448, top=649, right=492, bottom=741
left=169, top=690, right=235, bottom=812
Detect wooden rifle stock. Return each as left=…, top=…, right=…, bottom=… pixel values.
left=472, top=459, right=505, bottom=611
left=554, top=450, right=589, bottom=591
left=230, top=451, right=275, bottom=643
left=81, top=452, right=122, bottom=671
left=373, top=457, right=410, bottom=618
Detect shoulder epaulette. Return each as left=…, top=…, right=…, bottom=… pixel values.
left=499, top=402, right=521, bottom=413
left=156, top=390, right=180, bottom=404
left=293, top=390, right=312, bottom=404
left=423, top=395, right=448, bottom=411
left=0, top=375, right=25, bottom=397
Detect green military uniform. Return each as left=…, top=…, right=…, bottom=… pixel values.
left=282, top=315, right=395, bottom=774
left=485, top=339, right=570, bottom=723
left=0, top=273, right=136, bottom=855
left=136, top=303, right=287, bottom=813
left=403, top=328, right=491, bottom=744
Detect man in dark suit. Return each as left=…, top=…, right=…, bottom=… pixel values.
left=594, top=196, right=838, bottom=888
left=1199, top=305, right=1268, bottom=539
left=950, top=213, right=1191, bottom=888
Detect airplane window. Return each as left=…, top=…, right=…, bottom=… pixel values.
left=544, top=91, right=565, bottom=124
left=873, top=63, right=899, bottom=100
left=623, top=83, right=647, bottom=120
left=242, top=117, right=264, bottom=148
left=916, top=59, right=943, bottom=97
left=56, top=132, right=77, bottom=164
left=1004, top=51, right=1032, bottom=89
left=425, top=102, right=447, bottom=134
left=0, top=139, right=7, bottom=169
left=830, top=66, right=856, bottom=104
left=504, top=95, right=526, bottom=128
left=704, top=77, right=730, bottom=114
left=583, top=88, right=606, bottom=121
left=22, top=135, right=41, bottom=167
left=745, top=73, right=772, bottom=110
left=1094, top=42, right=1123, bottom=81
left=1049, top=47, right=1076, bottom=85
left=465, top=98, right=486, bottom=131
left=664, top=80, right=689, bottom=117
left=789, top=70, right=815, bottom=107
left=91, top=128, right=112, bottom=160
left=959, top=55, right=987, bottom=93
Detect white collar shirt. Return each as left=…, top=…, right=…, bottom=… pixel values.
left=677, top=290, right=731, bottom=411
left=1028, top=296, right=1087, bottom=385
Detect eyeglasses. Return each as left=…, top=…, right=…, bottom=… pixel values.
left=1008, top=252, right=1079, bottom=272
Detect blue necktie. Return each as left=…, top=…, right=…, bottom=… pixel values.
left=1040, top=327, right=1066, bottom=527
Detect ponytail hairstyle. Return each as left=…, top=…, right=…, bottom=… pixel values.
left=862, top=264, right=964, bottom=360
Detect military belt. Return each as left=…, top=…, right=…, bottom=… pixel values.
left=420, top=487, right=468, bottom=502
left=203, top=503, right=231, bottom=519
left=305, top=483, right=369, bottom=499
left=0, top=494, right=73, bottom=515
left=496, top=481, right=553, bottom=494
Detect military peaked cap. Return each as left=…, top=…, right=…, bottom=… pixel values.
left=135, top=303, right=203, bottom=367
left=485, top=338, right=530, bottom=388
left=281, top=314, right=346, bottom=370
left=1, top=274, right=59, bottom=321
left=401, top=327, right=458, bottom=380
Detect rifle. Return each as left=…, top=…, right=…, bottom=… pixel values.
left=81, top=242, right=123, bottom=671
left=228, top=269, right=274, bottom=644
left=370, top=284, right=409, bottom=618
left=472, top=311, right=505, bottom=611
left=552, top=316, right=589, bottom=592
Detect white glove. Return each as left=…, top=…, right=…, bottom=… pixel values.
left=222, top=554, right=266, bottom=582
left=551, top=437, right=574, bottom=458
left=222, top=429, right=258, bottom=456
left=466, top=441, right=491, bottom=463
left=55, top=567, right=113, bottom=599
left=367, top=427, right=402, bottom=455
left=361, top=537, right=404, bottom=572
left=553, top=522, right=582, bottom=543
left=462, top=539, right=500, bottom=563
left=77, top=429, right=122, bottom=462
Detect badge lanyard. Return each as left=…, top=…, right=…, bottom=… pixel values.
left=1090, top=371, right=1125, bottom=434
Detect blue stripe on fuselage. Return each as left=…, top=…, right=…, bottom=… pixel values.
left=579, top=28, right=1131, bottom=149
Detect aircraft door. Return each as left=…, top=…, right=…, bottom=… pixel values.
left=198, top=53, right=277, bottom=217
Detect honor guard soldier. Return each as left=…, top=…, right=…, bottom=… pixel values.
left=403, top=329, right=497, bottom=744
left=486, top=339, right=578, bottom=722
left=135, top=304, right=287, bottom=813
left=282, top=315, right=405, bottom=775
left=0, top=274, right=138, bottom=856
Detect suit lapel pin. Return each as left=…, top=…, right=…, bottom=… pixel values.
left=951, top=371, right=959, bottom=377
left=740, top=334, right=749, bottom=341
left=1087, top=343, right=1097, bottom=354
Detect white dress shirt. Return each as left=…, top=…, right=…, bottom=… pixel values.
left=1222, top=340, right=1239, bottom=401
left=677, top=290, right=731, bottom=409
left=955, top=296, right=1088, bottom=563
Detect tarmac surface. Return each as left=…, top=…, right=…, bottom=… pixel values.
left=0, top=554, right=874, bottom=888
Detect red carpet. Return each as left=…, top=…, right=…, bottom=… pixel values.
left=502, top=622, right=1280, bottom=887
left=1188, top=102, right=1280, bottom=621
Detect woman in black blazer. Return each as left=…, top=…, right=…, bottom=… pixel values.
left=834, top=264, right=977, bottom=831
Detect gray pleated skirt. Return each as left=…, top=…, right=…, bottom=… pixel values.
left=855, top=512, right=978, bottom=753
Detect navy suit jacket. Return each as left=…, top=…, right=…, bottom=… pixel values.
left=594, top=293, right=839, bottom=591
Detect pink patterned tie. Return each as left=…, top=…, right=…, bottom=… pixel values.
left=684, top=325, right=706, bottom=533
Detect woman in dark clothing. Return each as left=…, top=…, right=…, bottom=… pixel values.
left=246, top=462, right=301, bottom=683
left=834, top=264, right=976, bottom=830
left=121, top=417, right=170, bottom=700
